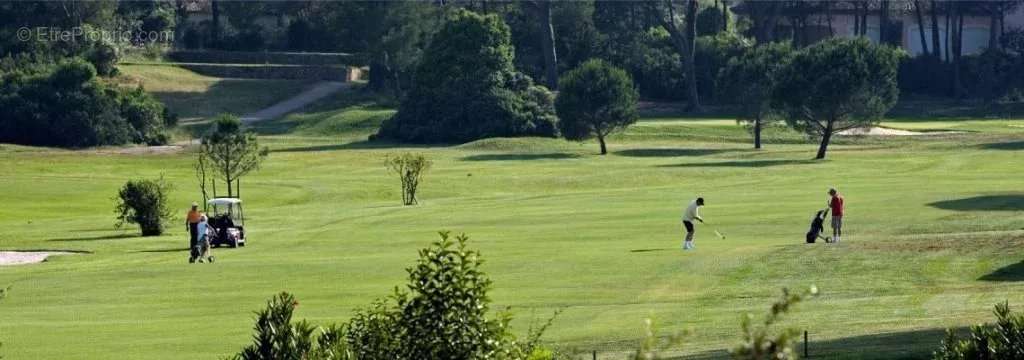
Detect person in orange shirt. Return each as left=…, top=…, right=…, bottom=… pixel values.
left=186, top=202, right=202, bottom=262
left=828, top=188, right=845, bottom=243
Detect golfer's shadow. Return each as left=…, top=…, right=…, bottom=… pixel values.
left=629, top=248, right=671, bottom=253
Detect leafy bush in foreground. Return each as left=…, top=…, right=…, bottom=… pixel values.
left=935, top=302, right=1024, bottom=359
left=234, top=232, right=555, bottom=360
left=233, top=292, right=348, bottom=360
left=634, top=286, right=818, bottom=360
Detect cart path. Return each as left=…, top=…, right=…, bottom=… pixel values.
left=163, top=80, right=351, bottom=150
left=240, top=81, right=350, bottom=123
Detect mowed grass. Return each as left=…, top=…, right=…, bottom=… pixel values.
left=1, top=94, right=1024, bottom=359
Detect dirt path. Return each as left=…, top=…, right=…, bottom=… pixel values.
left=108, top=81, right=349, bottom=155
left=240, top=81, right=349, bottom=123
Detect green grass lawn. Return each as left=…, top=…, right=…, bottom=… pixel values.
left=1, top=93, right=1023, bottom=359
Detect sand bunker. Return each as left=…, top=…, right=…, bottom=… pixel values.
left=838, top=126, right=960, bottom=136
left=0, top=251, right=77, bottom=266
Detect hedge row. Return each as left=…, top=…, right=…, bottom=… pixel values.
left=167, top=50, right=365, bottom=66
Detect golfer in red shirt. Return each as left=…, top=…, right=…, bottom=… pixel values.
left=828, top=188, right=844, bottom=243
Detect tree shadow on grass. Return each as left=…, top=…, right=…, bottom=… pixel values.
left=980, top=261, right=1024, bottom=281
left=46, top=234, right=136, bottom=242
left=658, top=159, right=817, bottom=168
left=676, top=327, right=963, bottom=360
left=981, top=140, right=1024, bottom=150
left=927, top=194, right=1024, bottom=211
left=272, top=140, right=442, bottom=153
left=615, top=148, right=728, bottom=157
left=136, top=247, right=190, bottom=253
left=460, top=153, right=580, bottom=161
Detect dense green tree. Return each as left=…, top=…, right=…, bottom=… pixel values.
left=377, top=9, right=557, bottom=143
left=772, top=38, right=903, bottom=159
left=555, top=59, right=639, bottom=155
left=717, top=42, right=792, bottom=149
left=0, top=58, right=170, bottom=147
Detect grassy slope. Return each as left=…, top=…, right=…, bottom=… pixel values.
left=114, top=64, right=317, bottom=121
left=1, top=91, right=1023, bottom=359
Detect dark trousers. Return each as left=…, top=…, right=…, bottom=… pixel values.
left=189, top=223, right=199, bottom=258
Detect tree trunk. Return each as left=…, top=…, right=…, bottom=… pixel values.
left=826, top=1, right=834, bottom=37
left=597, top=134, right=607, bottom=155
left=815, top=121, right=834, bottom=160
left=1000, top=11, right=1006, bottom=49
left=368, top=53, right=389, bottom=91
left=537, top=0, right=558, bottom=90
left=854, top=3, right=860, bottom=36
left=989, top=8, right=999, bottom=50
left=944, top=3, right=951, bottom=62
left=880, top=0, right=891, bottom=45
left=684, top=0, right=701, bottom=112
left=722, top=0, right=729, bottom=32
left=914, top=0, right=929, bottom=56
left=211, top=0, right=220, bottom=45
left=952, top=5, right=964, bottom=98
left=930, top=0, right=941, bottom=58
left=753, top=116, right=762, bottom=149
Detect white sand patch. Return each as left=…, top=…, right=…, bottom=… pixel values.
left=0, top=251, right=77, bottom=266
left=838, top=126, right=962, bottom=136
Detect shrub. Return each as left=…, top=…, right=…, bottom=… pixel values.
left=961, top=49, right=1024, bottom=102
left=394, top=231, right=523, bottom=359
left=86, top=40, right=119, bottom=77
left=934, top=302, right=1024, bottom=359
left=114, top=177, right=172, bottom=236
left=555, top=59, right=639, bottom=155
left=633, top=286, right=817, bottom=360
left=731, top=286, right=818, bottom=359
left=114, top=86, right=171, bottom=145
left=233, top=292, right=349, bottom=360
left=385, top=153, right=431, bottom=205
left=234, top=232, right=555, bottom=360
left=377, top=9, right=558, bottom=143
left=898, top=55, right=950, bottom=96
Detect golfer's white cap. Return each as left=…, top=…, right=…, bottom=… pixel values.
left=191, top=202, right=199, bottom=207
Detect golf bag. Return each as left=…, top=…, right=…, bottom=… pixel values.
left=806, top=209, right=830, bottom=243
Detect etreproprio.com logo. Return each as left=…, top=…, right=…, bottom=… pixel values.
left=16, top=26, right=173, bottom=44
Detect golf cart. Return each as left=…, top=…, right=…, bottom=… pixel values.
left=206, top=198, right=246, bottom=248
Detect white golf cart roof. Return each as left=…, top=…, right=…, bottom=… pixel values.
left=207, top=198, right=242, bottom=206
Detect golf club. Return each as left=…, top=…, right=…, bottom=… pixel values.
left=714, top=229, right=726, bottom=239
